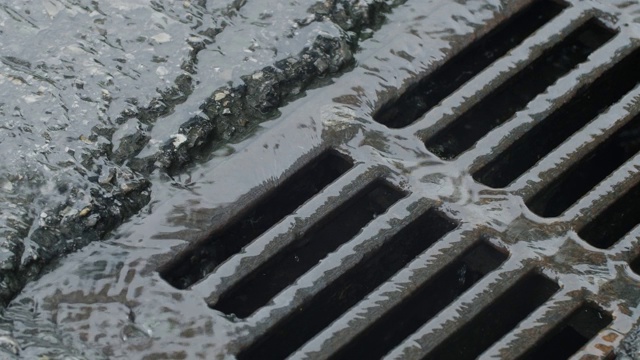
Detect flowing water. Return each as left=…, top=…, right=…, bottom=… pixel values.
left=2, top=0, right=640, bottom=359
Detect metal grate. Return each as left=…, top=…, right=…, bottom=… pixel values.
left=424, top=18, right=614, bottom=159
left=156, top=0, right=640, bottom=358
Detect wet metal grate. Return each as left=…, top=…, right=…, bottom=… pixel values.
left=159, top=150, right=353, bottom=289
left=424, top=18, right=615, bottom=159
left=237, top=208, right=458, bottom=359
left=473, top=46, right=640, bottom=189
left=527, top=109, right=640, bottom=218
left=519, top=303, right=612, bottom=360
left=425, top=271, right=560, bottom=360
left=213, top=179, right=406, bottom=319
left=156, top=0, right=640, bottom=358
left=373, top=0, right=565, bottom=129
left=328, top=240, right=508, bottom=360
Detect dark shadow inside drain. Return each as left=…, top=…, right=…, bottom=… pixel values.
left=578, top=181, right=640, bottom=249
left=330, top=240, right=507, bottom=360
left=236, top=208, right=457, bottom=360
left=527, top=111, right=640, bottom=218
left=159, top=150, right=352, bottom=289
left=518, top=303, right=612, bottom=360
left=424, top=271, right=559, bottom=360
left=213, top=180, right=405, bottom=318
left=373, top=0, right=565, bottom=129
left=630, top=254, right=640, bottom=275
left=425, top=19, right=615, bottom=160
left=474, top=47, right=640, bottom=188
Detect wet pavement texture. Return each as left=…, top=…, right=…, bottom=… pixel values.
left=2, top=0, right=640, bottom=359
left=0, top=0, right=398, bottom=307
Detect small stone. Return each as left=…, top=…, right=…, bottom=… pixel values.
left=101, top=89, right=111, bottom=101
left=314, top=58, right=328, bottom=73
left=171, top=134, right=187, bottom=147
left=252, top=71, right=263, bottom=80
left=79, top=135, right=94, bottom=145
left=98, top=168, right=116, bottom=185
left=156, top=66, right=169, bottom=76
left=120, top=182, right=135, bottom=193
left=151, top=33, right=171, bottom=43
left=222, top=108, right=231, bottom=115
left=214, top=92, right=226, bottom=101
left=0, top=336, right=20, bottom=355
left=2, top=181, right=13, bottom=192
left=85, top=214, right=99, bottom=227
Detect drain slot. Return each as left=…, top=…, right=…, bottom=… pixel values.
left=474, top=48, right=640, bottom=188
left=373, top=0, right=564, bottom=129
left=236, top=208, right=456, bottom=360
left=630, top=255, right=640, bottom=275
left=425, top=271, right=559, bottom=360
left=330, top=240, right=507, bottom=360
left=518, top=303, right=612, bottom=360
left=159, top=150, right=352, bottom=289
left=527, top=112, right=640, bottom=218
left=425, top=19, right=615, bottom=160
left=578, top=181, right=640, bottom=249
left=213, top=180, right=405, bottom=318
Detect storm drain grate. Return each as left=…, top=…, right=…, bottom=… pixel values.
left=213, top=179, right=406, bottom=318
left=519, top=303, right=612, bottom=360
left=160, top=150, right=353, bottom=289
left=424, top=18, right=614, bottom=159
left=425, top=271, right=560, bottom=360
left=473, top=46, right=640, bottom=189
left=373, top=0, right=565, bottom=129
left=156, top=0, right=640, bottom=358
left=237, top=208, right=459, bottom=359
left=527, top=108, right=640, bottom=218
left=328, top=240, right=508, bottom=360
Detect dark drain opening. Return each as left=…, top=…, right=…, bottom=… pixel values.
left=425, top=19, right=615, bottom=160
left=527, top=111, right=640, bottom=218
left=373, top=0, right=564, bottom=129
left=518, top=303, right=612, bottom=360
left=474, top=47, right=640, bottom=188
left=425, top=271, right=559, bottom=360
left=330, top=240, right=507, bottom=360
left=213, top=180, right=405, bottom=318
left=630, top=254, right=640, bottom=275
left=578, top=181, right=640, bottom=249
left=237, top=208, right=457, bottom=360
left=159, top=150, right=352, bottom=289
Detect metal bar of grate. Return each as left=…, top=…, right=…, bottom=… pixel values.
left=160, top=150, right=352, bottom=289
left=527, top=108, right=640, bottom=217
left=329, top=240, right=507, bottom=360
left=213, top=180, right=405, bottom=318
left=423, top=271, right=559, bottom=360
left=236, top=207, right=456, bottom=359
left=517, top=303, right=612, bottom=360
left=424, top=18, right=615, bottom=160
left=474, top=46, right=640, bottom=188
left=578, top=179, right=640, bottom=249
left=192, top=162, right=384, bottom=300
left=373, top=0, right=564, bottom=129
